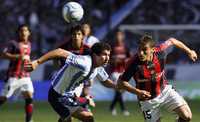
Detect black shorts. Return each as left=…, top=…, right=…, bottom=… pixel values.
left=48, top=87, right=80, bottom=120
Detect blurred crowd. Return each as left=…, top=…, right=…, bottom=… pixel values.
left=126, top=0, right=200, bottom=24
left=0, top=0, right=128, bottom=57
left=0, top=0, right=199, bottom=63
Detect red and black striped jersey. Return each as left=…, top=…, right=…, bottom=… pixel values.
left=120, top=40, right=173, bottom=98
left=4, top=40, right=31, bottom=78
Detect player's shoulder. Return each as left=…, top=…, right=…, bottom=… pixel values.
left=8, top=39, right=18, bottom=45
left=4, top=40, right=18, bottom=48
left=81, top=55, right=93, bottom=73
left=73, top=54, right=92, bottom=70
left=88, top=35, right=99, bottom=42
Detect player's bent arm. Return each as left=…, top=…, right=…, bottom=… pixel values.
left=0, top=52, right=21, bottom=60
left=117, top=80, right=151, bottom=100
left=168, top=38, right=192, bottom=54
left=101, top=79, right=117, bottom=89
left=167, top=38, right=198, bottom=61
left=25, top=48, right=70, bottom=72
left=117, top=80, right=140, bottom=95
left=37, top=48, right=70, bottom=65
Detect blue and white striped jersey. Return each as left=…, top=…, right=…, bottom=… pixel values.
left=51, top=53, right=108, bottom=97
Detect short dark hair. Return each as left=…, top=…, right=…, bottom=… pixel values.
left=70, top=24, right=84, bottom=34
left=139, top=35, right=155, bottom=47
left=91, top=42, right=111, bottom=55
left=17, top=24, right=29, bottom=32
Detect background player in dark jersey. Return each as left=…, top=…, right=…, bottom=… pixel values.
left=54, top=25, right=90, bottom=68
left=109, top=30, right=131, bottom=116
left=0, top=24, right=34, bottom=122
left=117, top=35, right=197, bottom=122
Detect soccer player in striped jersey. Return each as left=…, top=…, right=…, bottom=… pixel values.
left=0, top=24, right=34, bottom=122
left=117, top=35, right=197, bottom=122
left=25, top=42, right=116, bottom=122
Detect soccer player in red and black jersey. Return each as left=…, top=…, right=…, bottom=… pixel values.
left=109, top=30, right=131, bottom=116
left=0, top=24, right=34, bottom=122
left=54, top=25, right=90, bottom=68
left=117, top=35, right=197, bottom=122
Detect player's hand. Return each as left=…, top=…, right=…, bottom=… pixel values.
left=86, top=95, right=95, bottom=107
left=188, top=50, right=198, bottom=62
left=137, top=90, right=151, bottom=101
left=24, top=60, right=39, bottom=72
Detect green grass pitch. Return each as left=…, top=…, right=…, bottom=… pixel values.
left=0, top=100, right=199, bottom=122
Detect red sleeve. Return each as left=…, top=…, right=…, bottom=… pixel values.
left=154, top=40, right=173, bottom=52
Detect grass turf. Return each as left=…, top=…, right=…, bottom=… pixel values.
left=0, top=100, right=199, bottom=122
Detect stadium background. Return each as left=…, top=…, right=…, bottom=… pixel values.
left=0, top=0, right=200, bottom=122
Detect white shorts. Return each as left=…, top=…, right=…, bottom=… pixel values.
left=0, top=77, right=34, bottom=98
left=139, top=85, right=187, bottom=122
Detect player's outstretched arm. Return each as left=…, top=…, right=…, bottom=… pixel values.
left=167, top=38, right=198, bottom=61
left=25, top=48, right=70, bottom=72
left=101, top=79, right=117, bottom=89
left=117, top=80, right=151, bottom=100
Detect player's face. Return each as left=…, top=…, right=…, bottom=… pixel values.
left=72, top=30, right=83, bottom=47
left=95, top=50, right=110, bottom=66
left=82, top=24, right=91, bottom=36
left=19, top=26, right=30, bottom=40
left=138, top=43, right=153, bottom=61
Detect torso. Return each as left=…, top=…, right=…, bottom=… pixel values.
left=7, top=40, right=31, bottom=78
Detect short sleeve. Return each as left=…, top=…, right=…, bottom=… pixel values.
left=65, top=54, right=91, bottom=71
left=3, top=41, right=17, bottom=53
left=154, top=40, right=174, bottom=58
left=95, top=67, right=109, bottom=82
left=154, top=40, right=173, bottom=52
